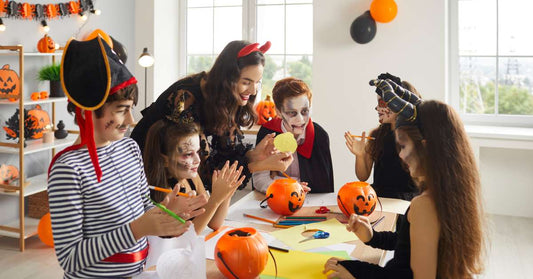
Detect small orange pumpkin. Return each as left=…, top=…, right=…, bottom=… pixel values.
left=0, top=64, right=21, bottom=99
left=337, top=181, right=377, bottom=217
left=215, top=227, right=268, bottom=279
left=255, top=95, right=277, bottom=125
left=0, top=164, right=19, bottom=185
left=27, top=105, right=51, bottom=139
left=264, top=178, right=306, bottom=215
left=85, top=29, right=113, bottom=48
left=37, top=34, right=56, bottom=53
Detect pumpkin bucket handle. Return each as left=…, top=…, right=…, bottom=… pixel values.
left=259, top=193, right=273, bottom=208
left=267, top=248, right=279, bottom=279
left=216, top=251, right=240, bottom=279
left=337, top=195, right=350, bottom=215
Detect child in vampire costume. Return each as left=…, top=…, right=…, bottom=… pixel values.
left=253, top=77, right=334, bottom=193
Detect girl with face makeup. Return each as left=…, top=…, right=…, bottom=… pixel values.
left=252, top=77, right=334, bottom=193
left=344, top=73, right=420, bottom=201
left=324, top=80, right=485, bottom=279
left=131, top=40, right=293, bottom=193
left=144, top=119, right=245, bottom=234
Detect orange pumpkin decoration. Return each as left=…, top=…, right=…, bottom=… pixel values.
left=264, top=178, right=306, bottom=215
left=67, top=1, right=80, bottom=14
left=337, top=181, right=377, bottom=217
left=38, top=212, right=54, bottom=247
left=27, top=105, right=51, bottom=139
left=37, top=34, right=56, bottom=53
left=85, top=29, right=113, bottom=48
left=0, top=64, right=21, bottom=99
left=215, top=227, right=268, bottom=279
left=255, top=95, right=277, bottom=125
left=0, top=164, right=19, bottom=185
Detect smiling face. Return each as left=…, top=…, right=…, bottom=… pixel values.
left=233, top=64, right=264, bottom=106
left=280, top=95, right=311, bottom=138
left=376, top=95, right=396, bottom=124
left=395, top=129, right=422, bottom=178
left=167, top=134, right=201, bottom=180
left=93, top=99, right=135, bottom=146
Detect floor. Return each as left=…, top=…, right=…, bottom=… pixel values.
left=1, top=194, right=532, bottom=278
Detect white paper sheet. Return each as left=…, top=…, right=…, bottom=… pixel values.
left=225, top=197, right=281, bottom=224
left=379, top=197, right=411, bottom=215
left=303, top=192, right=338, bottom=207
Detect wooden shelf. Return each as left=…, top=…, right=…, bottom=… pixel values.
left=0, top=97, right=67, bottom=105
left=0, top=173, right=49, bottom=197
left=0, top=217, right=39, bottom=239
left=0, top=134, right=77, bottom=154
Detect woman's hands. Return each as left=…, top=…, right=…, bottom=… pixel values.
left=247, top=133, right=294, bottom=173
left=211, top=160, right=245, bottom=203
left=346, top=214, right=373, bottom=243
left=323, top=257, right=356, bottom=279
left=345, top=131, right=367, bottom=157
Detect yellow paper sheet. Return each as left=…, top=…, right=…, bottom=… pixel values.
left=270, top=218, right=357, bottom=250
left=262, top=249, right=348, bottom=279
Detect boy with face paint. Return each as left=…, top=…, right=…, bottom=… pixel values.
left=252, top=77, right=334, bottom=193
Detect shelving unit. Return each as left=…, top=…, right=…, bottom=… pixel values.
left=0, top=45, right=75, bottom=251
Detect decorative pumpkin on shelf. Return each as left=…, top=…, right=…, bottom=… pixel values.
left=0, top=164, right=19, bottom=185
left=0, top=64, right=21, bottom=100
left=337, top=181, right=378, bottom=217
left=215, top=227, right=268, bottom=279
left=263, top=178, right=306, bottom=215
left=3, top=105, right=51, bottom=140
left=255, top=95, right=277, bottom=125
left=37, top=34, right=56, bottom=53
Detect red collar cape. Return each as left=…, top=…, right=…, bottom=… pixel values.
left=47, top=36, right=137, bottom=182
left=263, top=118, right=314, bottom=159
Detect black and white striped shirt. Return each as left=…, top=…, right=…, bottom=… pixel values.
left=48, top=137, right=151, bottom=278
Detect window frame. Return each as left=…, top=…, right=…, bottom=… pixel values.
left=449, top=0, right=533, bottom=128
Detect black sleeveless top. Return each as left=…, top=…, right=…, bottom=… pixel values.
left=339, top=207, right=413, bottom=278
left=372, top=130, right=418, bottom=201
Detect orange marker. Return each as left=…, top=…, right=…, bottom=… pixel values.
left=148, top=185, right=190, bottom=197
left=243, top=213, right=277, bottom=224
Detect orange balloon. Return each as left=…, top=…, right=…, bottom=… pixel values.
left=38, top=212, right=54, bottom=247
left=85, top=29, right=113, bottom=48
left=370, top=0, right=398, bottom=23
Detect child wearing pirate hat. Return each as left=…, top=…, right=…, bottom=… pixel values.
left=47, top=37, right=207, bottom=278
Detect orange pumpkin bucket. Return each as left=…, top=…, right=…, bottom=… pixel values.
left=337, top=181, right=378, bottom=217
left=215, top=227, right=268, bottom=279
left=261, top=178, right=306, bottom=216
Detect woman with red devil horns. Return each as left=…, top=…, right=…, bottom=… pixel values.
left=132, top=41, right=293, bottom=192
left=324, top=79, right=485, bottom=279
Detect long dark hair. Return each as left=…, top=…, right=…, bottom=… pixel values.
left=367, top=81, right=420, bottom=161
left=143, top=119, right=200, bottom=202
left=203, top=40, right=263, bottom=135
left=398, top=100, right=485, bottom=278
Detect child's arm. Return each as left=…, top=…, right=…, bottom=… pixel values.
left=409, top=194, right=439, bottom=279
left=252, top=170, right=277, bottom=193
left=344, top=131, right=373, bottom=181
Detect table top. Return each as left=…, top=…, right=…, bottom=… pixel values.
left=205, top=191, right=399, bottom=279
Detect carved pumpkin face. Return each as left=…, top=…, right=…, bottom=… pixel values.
left=265, top=178, right=306, bottom=215
left=0, top=64, right=21, bottom=99
left=0, top=164, right=19, bottom=184
left=37, top=34, right=56, bottom=53
left=255, top=95, right=277, bottom=125
left=337, top=181, right=377, bottom=217
left=215, top=227, right=268, bottom=279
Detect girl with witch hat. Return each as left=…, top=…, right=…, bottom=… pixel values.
left=47, top=37, right=207, bottom=278
left=323, top=79, right=485, bottom=278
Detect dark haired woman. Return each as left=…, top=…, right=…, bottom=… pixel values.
left=131, top=40, right=293, bottom=190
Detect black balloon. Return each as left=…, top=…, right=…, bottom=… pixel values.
left=111, top=36, right=128, bottom=64
left=350, top=11, right=377, bottom=44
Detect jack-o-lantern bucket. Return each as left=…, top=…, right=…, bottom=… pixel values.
left=337, top=181, right=377, bottom=217
left=215, top=227, right=268, bottom=279
left=263, top=178, right=306, bottom=216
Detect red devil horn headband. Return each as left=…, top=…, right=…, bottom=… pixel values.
left=237, top=41, right=271, bottom=58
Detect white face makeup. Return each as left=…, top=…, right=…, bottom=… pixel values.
left=167, top=135, right=201, bottom=180
left=375, top=95, right=396, bottom=124
left=234, top=64, right=264, bottom=106
left=93, top=100, right=135, bottom=146
left=395, top=129, right=421, bottom=178
left=280, top=94, right=311, bottom=138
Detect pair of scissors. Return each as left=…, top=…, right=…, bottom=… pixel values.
left=299, top=230, right=330, bottom=243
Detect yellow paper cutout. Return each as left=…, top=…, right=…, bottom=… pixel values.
left=270, top=218, right=358, bottom=251
left=274, top=132, right=297, bottom=152
left=262, top=249, right=349, bottom=279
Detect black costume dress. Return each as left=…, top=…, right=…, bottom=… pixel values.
left=371, top=129, right=418, bottom=201
left=339, top=207, right=413, bottom=278
left=254, top=118, right=334, bottom=193
left=130, top=72, right=253, bottom=190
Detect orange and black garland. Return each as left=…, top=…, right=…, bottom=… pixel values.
left=0, top=0, right=94, bottom=20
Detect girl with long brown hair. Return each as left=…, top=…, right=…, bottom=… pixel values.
left=324, top=79, right=485, bottom=279
left=344, top=73, right=420, bottom=200
left=131, top=40, right=293, bottom=191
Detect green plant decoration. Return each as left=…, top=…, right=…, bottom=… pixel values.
left=37, top=64, right=60, bottom=81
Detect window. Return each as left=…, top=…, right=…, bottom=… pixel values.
left=452, top=0, right=533, bottom=126
left=183, top=0, right=313, bottom=98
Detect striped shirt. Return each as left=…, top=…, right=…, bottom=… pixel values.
left=48, top=137, right=151, bottom=278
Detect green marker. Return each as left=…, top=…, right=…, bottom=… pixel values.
left=147, top=195, right=186, bottom=224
